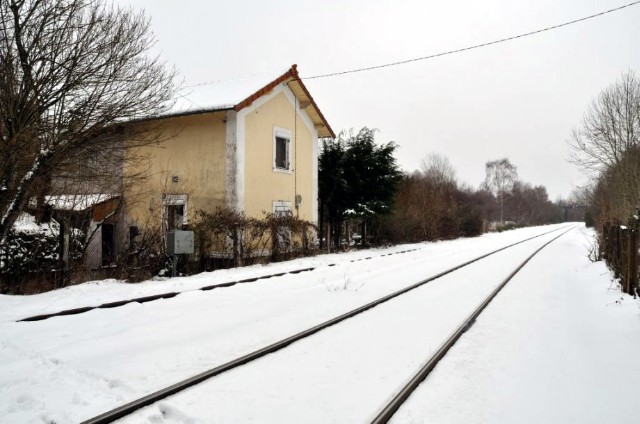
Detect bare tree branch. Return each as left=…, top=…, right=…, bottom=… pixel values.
left=0, top=0, right=177, bottom=242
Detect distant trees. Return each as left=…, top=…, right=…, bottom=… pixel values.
left=0, top=0, right=176, bottom=243
left=505, top=181, right=558, bottom=225
left=568, top=70, right=640, bottom=228
left=484, top=158, right=518, bottom=224
left=555, top=187, right=590, bottom=224
left=379, top=154, right=486, bottom=242
left=318, top=128, right=402, bottom=249
left=416, top=154, right=460, bottom=238
left=376, top=153, right=561, bottom=244
left=317, top=127, right=560, bottom=249
left=481, top=158, right=560, bottom=226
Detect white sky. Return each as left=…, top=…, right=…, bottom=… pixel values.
left=117, top=0, right=640, bottom=200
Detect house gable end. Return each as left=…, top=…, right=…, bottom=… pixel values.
left=234, top=83, right=318, bottom=224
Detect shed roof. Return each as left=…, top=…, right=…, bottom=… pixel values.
left=166, top=65, right=334, bottom=138
left=37, top=194, right=118, bottom=211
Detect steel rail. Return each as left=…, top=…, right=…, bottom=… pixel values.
left=80, top=225, right=571, bottom=424
left=17, top=267, right=314, bottom=322
left=370, top=225, right=576, bottom=423
left=19, top=248, right=425, bottom=322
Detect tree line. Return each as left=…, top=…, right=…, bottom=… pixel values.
left=319, top=132, right=562, bottom=250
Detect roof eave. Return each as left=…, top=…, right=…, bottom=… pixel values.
left=289, top=65, right=335, bottom=138
left=234, top=64, right=335, bottom=139
left=130, top=107, right=234, bottom=125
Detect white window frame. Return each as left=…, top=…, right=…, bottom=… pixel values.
left=162, top=194, right=188, bottom=229
left=273, top=127, right=292, bottom=173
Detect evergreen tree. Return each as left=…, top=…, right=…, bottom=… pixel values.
left=319, top=128, right=402, bottom=248
left=318, top=137, right=347, bottom=249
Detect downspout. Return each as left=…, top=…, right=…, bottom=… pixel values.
left=294, top=92, right=299, bottom=218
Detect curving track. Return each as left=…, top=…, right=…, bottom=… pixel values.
left=78, top=225, right=574, bottom=423
left=371, top=226, right=573, bottom=423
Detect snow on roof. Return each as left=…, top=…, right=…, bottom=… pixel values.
left=40, top=194, right=118, bottom=211
left=168, top=68, right=290, bottom=116
left=155, top=65, right=335, bottom=138
left=13, top=212, right=59, bottom=235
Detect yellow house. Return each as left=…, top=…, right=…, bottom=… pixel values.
left=123, top=64, right=334, bottom=248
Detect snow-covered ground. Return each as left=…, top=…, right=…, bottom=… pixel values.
left=1, top=224, right=638, bottom=423
left=391, top=226, right=640, bottom=424
left=0, top=224, right=563, bottom=323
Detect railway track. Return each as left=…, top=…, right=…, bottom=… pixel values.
left=80, top=225, right=574, bottom=424
left=371, top=225, right=574, bottom=423
left=18, top=248, right=424, bottom=322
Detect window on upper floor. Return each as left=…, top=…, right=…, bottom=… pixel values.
left=273, top=127, right=291, bottom=172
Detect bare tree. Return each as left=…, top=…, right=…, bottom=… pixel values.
left=569, top=71, right=640, bottom=223
left=569, top=71, right=640, bottom=172
left=505, top=181, right=557, bottom=225
left=484, top=158, right=518, bottom=224
left=417, top=154, right=458, bottom=237
left=380, top=154, right=489, bottom=242
left=420, top=153, right=457, bottom=188
left=0, top=0, right=176, bottom=243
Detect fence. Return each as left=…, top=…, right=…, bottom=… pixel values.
left=601, top=220, right=639, bottom=296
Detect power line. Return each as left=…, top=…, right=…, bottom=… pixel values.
left=303, top=1, right=640, bottom=80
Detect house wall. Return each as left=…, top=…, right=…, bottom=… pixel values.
left=123, top=83, right=320, bottom=248
left=84, top=198, right=124, bottom=269
left=124, top=112, right=228, bottom=227
left=51, top=139, right=125, bottom=196
left=240, top=88, right=318, bottom=224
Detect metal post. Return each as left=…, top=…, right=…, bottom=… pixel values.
left=172, top=255, right=177, bottom=278
left=629, top=229, right=638, bottom=295
left=615, top=224, right=623, bottom=279
left=58, top=219, right=65, bottom=287
left=628, top=215, right=639, bottom=296
left=621, top=226, right=630, bottom=293
left=58, top=219, right=70, bottom=287
left=326, top=222, right=331, bottom=253
left=63, top=229, right=70, bottom=285
left=602, top=222, right=610, bottom=262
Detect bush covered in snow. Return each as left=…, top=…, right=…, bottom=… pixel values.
left=0, top=231, right=60, bottom=274
left=0, top=213, right=60, bottom=274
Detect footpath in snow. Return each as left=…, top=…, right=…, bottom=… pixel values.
left=0, top=224, right=639, bottom=423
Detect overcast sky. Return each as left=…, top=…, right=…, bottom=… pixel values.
left=117, top=0, right=640, bottom=200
